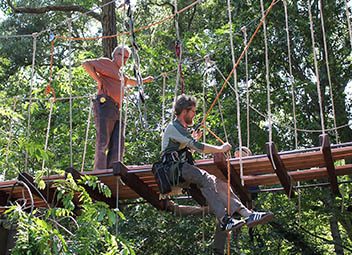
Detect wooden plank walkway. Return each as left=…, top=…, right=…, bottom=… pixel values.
left=1, top=140, right=351, bottom=212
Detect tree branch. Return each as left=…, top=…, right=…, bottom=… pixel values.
left=6, top=0, right=101, bottom=21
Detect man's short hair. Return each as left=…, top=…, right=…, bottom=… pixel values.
left=112, top=45, right=132, bottom=59
left=174, top=94, right=197, bottom=116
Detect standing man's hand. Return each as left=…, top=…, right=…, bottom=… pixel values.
left=220, top=143, right=232, bottom=153
left=144, top=76, right=154, bottom=83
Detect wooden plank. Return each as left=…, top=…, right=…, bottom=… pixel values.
left=266, top=142, right=295, bottom=198
left=112, top=162, right=167, bottom=210
left=213, top=153, right=251, bottom=202
left=65, top=167, right=117, bottom=208
left=320, top=134, right=341, bottom=196
left=244, top=164, right=352, bottom=186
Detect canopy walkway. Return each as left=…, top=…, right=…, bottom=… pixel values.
left=1, top=135, right=351, bottom=213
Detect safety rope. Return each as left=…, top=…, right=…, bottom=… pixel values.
left=319, top=0, right=339, bottom=143
left=241, top=26, right=250, bottom=149
left=344, top=0, right=352, bottom=49
left=68, top=20, right=73, bottom=167
left=308, top=0, right=325, bottom=134
left=127, top=1, right=148, bottom=128
left=81, top=98, right=93, bottom=172
left=25, top=33, right=38, bottom=172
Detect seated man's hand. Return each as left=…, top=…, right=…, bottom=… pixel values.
left=192, top=129, right=203, bottom=141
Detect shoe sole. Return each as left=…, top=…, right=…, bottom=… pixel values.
left=246, top=213, right=274, bottom=228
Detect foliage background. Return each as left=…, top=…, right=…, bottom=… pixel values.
left=0, top=0, right=351, bottom=254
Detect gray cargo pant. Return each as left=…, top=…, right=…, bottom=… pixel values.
left=93, top=95, right=125, bottom=170
left=181, top=163, right=249, bottom=255
left=181, top=162, right=248, bottom=220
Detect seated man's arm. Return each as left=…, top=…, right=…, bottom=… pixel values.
left=168, top=125, right=231, bottom=154
left=202, top=143, right=231, bottom=154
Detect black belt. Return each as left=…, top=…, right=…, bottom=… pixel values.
left=96, top=94, right=119, bottom=108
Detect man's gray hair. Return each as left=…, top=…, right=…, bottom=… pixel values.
left=174, top=94, right=197, bottom=116
left=112, top=45, right=132, bottom=59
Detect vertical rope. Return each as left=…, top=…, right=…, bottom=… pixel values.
left=308, top=0, right=325, bottom=134
left=116, top=174, right=120, bottom=234
left=319, top=0, right=339, bottom=143
left=283, top=0, right=301, bottom=223
left=81, top=98, right=93, bottom=172
left=161, top=73, right=167, bottom=133
left=283, top=0, right=298, bottom=149
left=202, top=67, right=207, bottom=159
left=227, top=0, right=244, bottom=188
left=68, top=20, right=73, bottom=167
left=118, top=3, right=127, bottom=163
left=171, top=0, right=184, bottom=120
left=241, top=26, right=250, bottom=149
left=116, top=1, right=128, bottom=236
left=4, top=99, right=17, bottom=180
left=25, top=33, right=38, bottom=172
left=225, top=1, right=237, bottom=253
left=260, top=0, right=272, bottom=143
left=42, top=99, right=54, bottom=173
left=344, top=0, right=352, bottom=49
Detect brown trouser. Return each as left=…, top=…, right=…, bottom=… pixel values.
left=93, top=95, right=124, bottom=170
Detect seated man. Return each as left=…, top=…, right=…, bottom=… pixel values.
left=161, top=94, right=273, bottom=254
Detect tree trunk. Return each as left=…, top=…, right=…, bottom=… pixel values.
left=329, top=216, right=344, bottom=255
left=101, top=0, right=117, bottom=58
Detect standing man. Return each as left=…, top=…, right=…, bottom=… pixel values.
left=161, top=94, right=273, bottom=254
left=82, top=46, right=153, bottom=170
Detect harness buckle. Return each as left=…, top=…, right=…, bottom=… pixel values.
left=170, top=151, right=179, bottom=162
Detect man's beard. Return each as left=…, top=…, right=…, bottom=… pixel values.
left=185, top=116, right=193, bottom=126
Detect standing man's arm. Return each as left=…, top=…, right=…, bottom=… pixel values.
left=82, top=60, right=103, bottom=89
left=125, top=76, right=154, bottom=86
